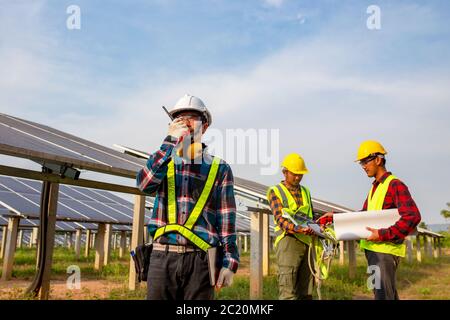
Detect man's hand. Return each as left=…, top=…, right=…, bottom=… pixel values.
left=316, top=212, right=334, bottom=224
left=295, top=226, right=314, bottom=235
left=216, top=267, right=234, bottom=290
left=168, top=118, right=189, bottom=140
left=366, top=227, right=380, bottom=241
left=316, top=212, right=334, bottom=231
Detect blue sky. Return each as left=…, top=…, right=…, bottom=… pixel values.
left=1, top=0, right=449, bottom=224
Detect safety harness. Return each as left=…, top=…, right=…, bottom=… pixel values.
left=153, top=156, right=221, bottom=252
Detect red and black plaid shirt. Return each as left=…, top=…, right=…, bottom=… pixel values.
left=361, top=171, right=421, bottom=242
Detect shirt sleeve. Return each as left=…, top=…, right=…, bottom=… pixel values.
left=215, top=163, right=240, bottom=273
left=378, top=180, right=421, bottom=242
left=136, top=135, right=179, bottom=194
left=268, top=189, right=303, bottom=234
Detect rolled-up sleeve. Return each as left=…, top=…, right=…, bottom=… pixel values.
left=136, top=135, right=178, bottom=194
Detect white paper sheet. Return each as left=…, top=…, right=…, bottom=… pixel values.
left=333, top=209, right=400, bottom=241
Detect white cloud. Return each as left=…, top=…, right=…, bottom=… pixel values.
left=263, top=0, right=284, bottom=8
left=1, top=2, right=449, bottom=224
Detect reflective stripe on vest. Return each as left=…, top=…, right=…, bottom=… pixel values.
left=359, top=175, right=406, bottom=257
left=153, top=156, right=221, bottom=252
left=267, top=183, right=313, bottom=247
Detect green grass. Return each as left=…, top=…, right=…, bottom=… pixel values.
left=1, top=246, right=129, bottom=281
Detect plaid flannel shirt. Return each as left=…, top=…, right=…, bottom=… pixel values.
left=268, top=181, right=314, bottom=234
left=136, top=135, right=239, bottom=272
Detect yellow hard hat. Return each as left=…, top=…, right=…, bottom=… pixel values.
left=281, top=153, right=308, bottom=174
left=356, top=140, right=387, bottom=161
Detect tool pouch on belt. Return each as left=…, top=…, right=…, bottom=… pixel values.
left=130, top=243, right=153, bottom=282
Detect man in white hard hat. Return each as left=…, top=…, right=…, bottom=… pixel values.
left=267, top=153, right=315, bottom=300
left=137, top=94, right=239, bottom=300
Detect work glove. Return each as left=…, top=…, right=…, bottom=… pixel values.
left=167, top=118, right=190, bottom=140
left=215, top=267, right=234, bottom=289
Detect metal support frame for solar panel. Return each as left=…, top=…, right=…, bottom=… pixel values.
left=0, top=174, right=147, bottom=292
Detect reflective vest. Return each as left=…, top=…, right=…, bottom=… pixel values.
left=360, top=175, right=406, bottom=257
left=267, top=183, right=313, bottom=247
left=153, top=156, right=221, bottom=252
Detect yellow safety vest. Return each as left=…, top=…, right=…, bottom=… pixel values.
left=360, top=175, right=406, bottom=257
left=153, top=156, right=221, bottom=252
left=267, top=183, right=313, bottom=247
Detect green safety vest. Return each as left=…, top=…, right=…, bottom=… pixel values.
left=267, top=183, right=313, bottom=247
left=153, top=156, right=221, bottom=252
left=359, top=175, right=406, bottom=257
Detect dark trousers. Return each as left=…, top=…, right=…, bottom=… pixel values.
left=365, top=250, right=400, bottom=300
left=147, top=249, right=214, bottom=300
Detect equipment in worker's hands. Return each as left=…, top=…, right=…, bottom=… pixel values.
left=282, top=209, right=338, bottom=299
left=281, top=209, right=336, bottom=241
left=163, top=105, right=203, bottom=160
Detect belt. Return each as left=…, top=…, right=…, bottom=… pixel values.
left=152, top=242, right=201, bottom=253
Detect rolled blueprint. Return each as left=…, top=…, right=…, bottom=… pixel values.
left=333, top=209, right=400, bottom=241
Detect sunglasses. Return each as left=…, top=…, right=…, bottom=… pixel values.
left=359, top=155, right=378, bottom=166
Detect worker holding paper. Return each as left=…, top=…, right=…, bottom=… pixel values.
left=136, top=94, right=239, bottom=300
left=267, top=153, right=315, bottom=300
left=319, top=140, right=421, bottom=300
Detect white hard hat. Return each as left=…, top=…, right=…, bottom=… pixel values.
left=169, top=94, right=212, bottom=125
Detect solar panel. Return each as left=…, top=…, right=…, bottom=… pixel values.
left=0, top=113, right=146, bottom=177
left=0, top=175, right=152, bottom=225
left=0, top=191, right=40, bottom=216
left=59, top=184, right=98, bottom=202
left=0, top=176, right=40, bottom=195
left=82, top=188, right=131, bottom=206
left=57, top=199, right=114, bottom=222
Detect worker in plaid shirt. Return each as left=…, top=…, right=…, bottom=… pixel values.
left=319, top=140, right=421, bottom=300
left=137, top=94, right=239, bottom=300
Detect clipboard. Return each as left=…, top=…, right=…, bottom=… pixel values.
left=207, top=246, right=223, bottom=286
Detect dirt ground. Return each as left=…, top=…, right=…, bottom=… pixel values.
left=0, top=279, right=124, bottom=300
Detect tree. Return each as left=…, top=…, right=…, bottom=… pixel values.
left=418, top=222, right=428, bottom=230
left=441, top=202, right=450, bottom=220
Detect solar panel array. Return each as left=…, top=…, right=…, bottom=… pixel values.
left=0, top=175, right=151, bottom=225
left=0, top=113, right=146, bottom=177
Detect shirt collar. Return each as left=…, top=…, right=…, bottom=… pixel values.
left=281, top=181, right=300, bottom=192
left=373, top=171, right=392, bottom=185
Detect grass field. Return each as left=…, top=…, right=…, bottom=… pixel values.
left=0, top=247, right=449, bottom=300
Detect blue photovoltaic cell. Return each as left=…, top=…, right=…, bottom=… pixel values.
left=91, top=189, right=133, bottom=206
left=0, top=175, right=150, bottom=224
left=82, top=201, right=129, bottom=223
left=57, top=198, right=102, bottom=222
left=0, top=176, right=40, bottom=195
left=59, top=185, right=96, bottom=202
left=58, top=199, right=115, bottom=223
left=71, top=187, right=117, bottom=204
left=13, top=178, right=42, bottom=193
left=106, top=203, right=133, bottom=215
left=0, top=114, right=144, bottom=172
left=0, top=191, right=40, bottom=216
